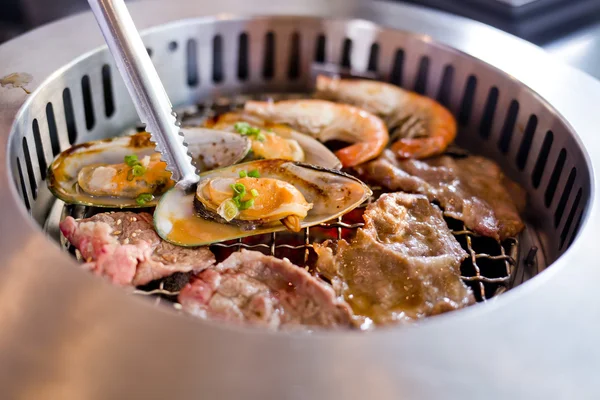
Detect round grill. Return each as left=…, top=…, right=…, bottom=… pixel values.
left=1, top=1, right=599, bottom=398
left=15, top=17, right=587, bottom=298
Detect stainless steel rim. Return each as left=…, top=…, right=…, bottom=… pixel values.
left=0, top=1, right=599, bottom=398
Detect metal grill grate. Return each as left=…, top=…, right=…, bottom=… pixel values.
left=58, top=93, right=519, bottom=309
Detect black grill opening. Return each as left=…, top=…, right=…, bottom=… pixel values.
left=545, top=148, right=567, bottom=207
left=554, top=167, right=577, bottom=228
left=101, top=64, right=115, bottom=118
left=368, top=43, right=379, bottom=72
left=212, top=35, right=224, bottom=83
left=436, top=64, right=454, bottom=107
left=315, top=34, right=326, bottom=63
left=532, top=130, right=553, bottom=188
left=414, top=56, right=429, bottom=94
left=32, top=118, right=47, bottom=180
left=16, top=158, right=30, bottom=210
left=237, top=33, right=249, bottom=81
left=263, top=31, right=275, bottom=80
left=22, top=137, right=37, bottom=199
left=389, top=49, right=404, bottom=87
left=498, top=99, right=519, bottom=153
left=568, top=209, right=585, bottom=248
left=341, top=38, right=352, bottom=69
left=560, top=188, right=582, bottom=249
left=81, top=75, right=95, bottom=130
left=288, top=32, right=301, bottom=80
left=479, top=87, right=499, bottom=139
left=46, top=102, right=60, bottom=156
left=186, top=38, right=199, bottom=87
left=516, top=114, right=538, bottom=170
left=458, top=75, right=477, bottom=127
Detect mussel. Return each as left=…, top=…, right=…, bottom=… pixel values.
left=47, top=128, right=251, bottom=208
left=154, top=159, right=372, bottom=246
left=204, top=112, right=342, bottom=170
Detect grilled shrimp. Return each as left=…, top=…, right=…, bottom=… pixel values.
left=316, top=75, right=456, bottom=159
left=244, top=99, right=388, bottom=167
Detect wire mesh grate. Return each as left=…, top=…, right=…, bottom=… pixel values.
left=62, top=93, right=519, bottom=307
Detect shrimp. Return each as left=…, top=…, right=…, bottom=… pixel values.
left=243, top=99, right=389, bottom=167
left=316, top=75, right=457, bottom=159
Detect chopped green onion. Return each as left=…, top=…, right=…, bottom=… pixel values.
left=234, top=122, right=251, bottom=135
left=124, top=154, right=139, bottom=167
left=217, top=198, right=239, bottom=221
left=231, top=183, right=246, bottom=197
left=132, top=164, right=146, bottom=177
left=250, top=189, right=259, bottom=197
left=238, top=198, right=255, bottom=210
left=248, top=169, right=260, bottom=178
left=234, top=121, right=265, bottom=141
left=135, top=193, right=153, bottom=206
left=239, top=170, right=247, bottom=178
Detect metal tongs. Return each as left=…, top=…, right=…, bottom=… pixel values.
left=87, top=0, right=199, bottom=191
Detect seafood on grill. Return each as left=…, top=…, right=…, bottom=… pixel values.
left=356, top=149, right=526, bottom=240
left=243, top=99, right=389, bottom=168
left=48, top=129, right=251, bottom=208
left=315, top=75, right=456, bottom=159
left=179, top=249, right=354, bottom=330
left=154, top=159, right=372, bottom=246
left=314, top=192, right=474, bottom=327
left=204, top=111, right=342, bottom=169
left=60, top=211, right=215, bottom=287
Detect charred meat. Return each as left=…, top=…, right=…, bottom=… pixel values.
left=356, top=150, right=526, bottom=240
left=178, top=249, right=354, bottom=330
left=60, top=212, right=215, bottom=286
left=314, top=193, right=474, bottom=327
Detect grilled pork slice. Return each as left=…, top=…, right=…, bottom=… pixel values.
left=314, top=193, right=474, bottom=327
left=178, top=249, right=354, bottom=330
left=356, top=149, right=526, bottom=240
left=60, top=212, right=215, bottom=286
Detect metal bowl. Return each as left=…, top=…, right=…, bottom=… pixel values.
left=0, top=0, right=598, bottom=398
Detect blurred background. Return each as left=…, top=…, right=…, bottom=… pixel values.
left=0, top=0, right=599, bottom=78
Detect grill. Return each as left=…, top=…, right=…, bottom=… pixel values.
left=18, top=16, right=586, bottom=305
left=1, top=1, right=599, bottom=398
left=49, top=94, right=520, bottom=306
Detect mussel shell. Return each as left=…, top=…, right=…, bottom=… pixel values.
left=47, top=128, right=250, bottom=208
left=203, top=112, right=342, bottom=170
left=154, top=159, right=372, bottom=247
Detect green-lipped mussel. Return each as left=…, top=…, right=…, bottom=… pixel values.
left=153, top=159, right=372, bottom=246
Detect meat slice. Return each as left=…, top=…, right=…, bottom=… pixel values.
left=60, top=212, right=215, bottom=286
left=178, top=249, right=354, bottom=330
left=314, top=193, right=474, bottom=327
left=356, top=149, right=526, bottom=240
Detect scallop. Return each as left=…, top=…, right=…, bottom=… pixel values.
left=47, top=128, right=251, bottom=208
left=203, top=111, right=342, bottom=169
left=154, top=159, right=372, bottom=247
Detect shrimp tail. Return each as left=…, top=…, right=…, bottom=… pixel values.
left=335, top=141, right=386, bottom=168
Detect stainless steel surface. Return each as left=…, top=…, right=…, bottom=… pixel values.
left=545, top=21, right=600, bottom=79
left=0, top=1, right=598, bottom=399
left=88, top=0, right=198, bottom=188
